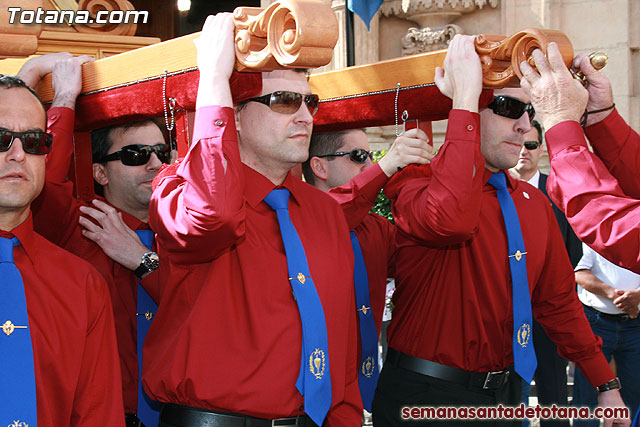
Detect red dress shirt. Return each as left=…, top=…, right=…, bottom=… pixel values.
left=146, top=106, right=362, bottom=425
left=31, top=106, right=159, bottom=413
left=546, top=111, right=640, bottom=273
left=328, top=163, right=396, bottom=333
left=384, top=109, right=614, bottom=388
left=7, top=215, right=124, bottom=426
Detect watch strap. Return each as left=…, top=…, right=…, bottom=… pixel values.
left=134, top=263, right=149, bottom=279
left=134, top=251, right=158, bottom=279
left=597, top=377, right=621, bottom=393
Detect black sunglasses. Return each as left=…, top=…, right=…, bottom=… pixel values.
left=316, top=148, right=373, bottom=164
left=523, top=141, right=542, bottom=150
left=488, top=96, right=535, bottom=121
left=246, top=91, right=319, bottom=116
left=0, top=128, right=52, bottom=155
left=97, top=143, right=171, bottom=166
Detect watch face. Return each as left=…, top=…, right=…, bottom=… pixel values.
left=143, top=252, right=159, bottom=271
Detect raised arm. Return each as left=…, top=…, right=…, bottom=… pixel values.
left=149, top=14, right=245, bottom=264
left=573, top=52, right=640, bottom=197
left=585, top=109, right=640, bottom=199
left=386, top=35, right=485, bottom=245
left=521, top=43, right=640, bottom=274
left=17, top=53, right=93, bottom=183
left=546, top=124, right=640, bottom=274
left=328, top=129, right=434, bottom=230
left=27, top=54, right=94, bottom=245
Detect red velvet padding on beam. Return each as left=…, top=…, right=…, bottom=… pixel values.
left=71, top=70, right=262, bottom=131
left=70, top=69, right=492, bottom=133
left=314, top=87, right=494, bottom=132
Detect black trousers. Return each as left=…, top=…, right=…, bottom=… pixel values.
left=532, top=319, right=569, bottom=427
left=372, top=363, right=522, bottom=426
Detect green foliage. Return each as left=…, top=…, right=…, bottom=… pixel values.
left=371, top=150, right=394, bottom=224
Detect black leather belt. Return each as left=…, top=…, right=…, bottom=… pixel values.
left=160, top=404, right=318, bottom=427
left=386, top=348, right=511, bottom=390
left=584, top=304, right=630, bottom=322
left=125, top=413, right=144, bottom=427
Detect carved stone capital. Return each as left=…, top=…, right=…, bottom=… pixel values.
left=402, top=24, right=462, bottom=55
left=381, top=0, right=499, bottom=27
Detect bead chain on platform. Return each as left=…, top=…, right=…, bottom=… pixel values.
left=162, top=70, right=176, bottom=135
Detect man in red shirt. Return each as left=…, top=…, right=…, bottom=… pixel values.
left=146, top=13, right=361, bottom=426
left=302, top=128, right=433, bottom=412
left=0, top=74, right=124, bottom=426
left=520, top=43, right=640, bottom=275
left=19, top=53, right=167, bottom=426
left=375, top=35, right=629, bottom=426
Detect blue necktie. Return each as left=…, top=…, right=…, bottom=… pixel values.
left=488, top=173, right=537, bottom=383
left=349, top=231, right=379, bottom=411
left=0, top=237, right=38, bottom=426
left=264, top=188, right=332, bottom=425
left=135, top=230, right=161, bottom=426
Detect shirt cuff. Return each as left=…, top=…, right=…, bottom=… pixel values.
left=352, top=163, right=389, bottom=202
left=545, top=120, right=588, bottom=160
left=584, top=109, right=623, bottom=145
left=445, top=110, right=481, bottom=144
left=193, top=105, right=237, bottom=144
left=47, top=106, right=75, bottom=134
left=576, top=351, right=616, bottom=388
left=584, top=109, right=628, bottom=164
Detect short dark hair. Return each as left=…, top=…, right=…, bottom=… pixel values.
left=302, top=130, right=351, bottom=185
left=0, top=74, right=47, bottom=120
left=530, top=120, right=543, bottom=144
left=91, top=118, right=167, bottom=164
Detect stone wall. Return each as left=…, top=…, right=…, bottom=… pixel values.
left=259, top=0, right=639, bottom=172
left=262, top=0, right=640, bottom=170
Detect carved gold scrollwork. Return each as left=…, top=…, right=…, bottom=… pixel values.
left=475, top=29, right=574, bottom=87
left=76, top=0, right=138, bottom=36
left=234, top=0, right=338, bottom=72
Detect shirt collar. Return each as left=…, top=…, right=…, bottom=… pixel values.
left=1, top=213, right=38, bottom=264
left=483, top=168, right=519, bottom=191
left=243, top=163, right=303, bottom=209
left=527, top=170, right=541, bottom=188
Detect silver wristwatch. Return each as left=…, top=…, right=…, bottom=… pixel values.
left=134, top=251, right=159, bottom=279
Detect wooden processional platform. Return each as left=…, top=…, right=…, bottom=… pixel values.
left=11, top=0, right=577, bottom=200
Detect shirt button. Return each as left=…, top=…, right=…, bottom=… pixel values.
left=215, top=119, right=224, bottom=126
left=466, top=124, right=474, bottom=131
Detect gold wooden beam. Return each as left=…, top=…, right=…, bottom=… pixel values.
left=309, top=50, right=447, bottom=100
left=31, top=26, right=573, bottom=105
left=34, top=32, right=198, bottom=102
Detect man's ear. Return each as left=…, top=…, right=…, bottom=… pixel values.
left=92, top=163, right=109, bottom=186
left=310, top=156, right=329, bottom=181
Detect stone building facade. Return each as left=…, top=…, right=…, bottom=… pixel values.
left=263, top=0, right=640, bottom=173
